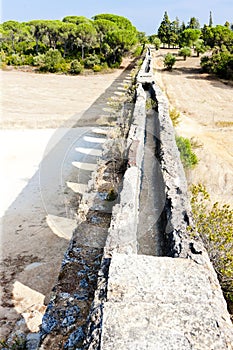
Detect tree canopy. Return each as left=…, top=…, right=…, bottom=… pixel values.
left=0, top=14, right=142, bottom=73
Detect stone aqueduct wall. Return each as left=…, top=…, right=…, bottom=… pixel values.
left=39, top=52, right=233, bottom=349
left=83, top=51, right=233, bottom=349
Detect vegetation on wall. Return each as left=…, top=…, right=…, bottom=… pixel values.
left=0, top=14, right=143, bottom=73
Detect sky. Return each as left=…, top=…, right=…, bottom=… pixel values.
left=1, top=0, right=232, bottom=35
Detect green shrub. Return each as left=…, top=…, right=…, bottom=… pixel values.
left=6, top=53, right=24, bottom=66
left=175, top=135, right=198, bottom=169
left=84, top=54, right=100, bottom=69
left=178, top=46, right=192, bottom=60
left=92, top=64, right=102, bottom=72
left=39, top=49, right=65, bottom=73
left=190, top=184, right=233, bottom=313
left=164, top=53, right=176, bottom=70
left=201, top=51, right=233, bottom=80
left=33, top=53, right=45, bottom=66
left=70, top=59, right=83, bottom=74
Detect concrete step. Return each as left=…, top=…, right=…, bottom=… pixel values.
left=101, top=253, right=233, bottom=350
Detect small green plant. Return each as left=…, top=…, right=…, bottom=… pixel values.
left=106, top=188, right=117, bottom=201
left=70, top=59, right=83, bottom=74
left=92, top=64, right=102, bottom=72
left=178, top=46, right=192, bottom=60
left=169, top=108, right=180, bottom=126
left=190, top=184, right=233, bottom=314
left=164, top=53, right=176, bottom=70
left=175, top=135, right=198, bottom=169
left=146, top=98, right=157, bottom=111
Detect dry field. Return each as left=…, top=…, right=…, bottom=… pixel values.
left=153, top=49, right=233, bottom=206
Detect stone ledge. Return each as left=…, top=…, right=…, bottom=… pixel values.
left=101, top=253, right=233, bottom=350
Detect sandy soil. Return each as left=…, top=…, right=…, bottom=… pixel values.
left=0, top=62, right=132, bottom=339
left=153, top=49, right=233, bottom=206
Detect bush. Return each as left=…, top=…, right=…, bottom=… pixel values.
left=190, top=184, right=233, bottom=313
left=164, top=53, right=176, bottom=70
left=175, top=135, right=198, bottom=169
left=33, top=53, right=45, bottom=66
left=6, top=53, right=24, bottom=66
left=178, top=46, right=192, bottom=60
left=92, top=64, right=102, bottom=72
left=201, top=51, right=233, bottom=80
left=84, top=54, right=100, bottom=69
left=70, top=59, right=83, bottom=74
left=39, top=49, right=65, bottom=73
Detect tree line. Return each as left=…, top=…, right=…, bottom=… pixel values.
left=155, top=11, right=233, bottom=80
left=0, top=14, right=143, bottom=73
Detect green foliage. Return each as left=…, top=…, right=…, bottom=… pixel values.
left=169, top=108, right=180, bottom=126
left=39, top=48, right=66, bottom=72
left=163, top=53, right=176, bottom=70
left=92, top=64, right=102, bottom=72
left=190, top=184, right=233, bottom=312
left=179, top=28, right=201, bottom=48
left=152, top=37, right=161, bottom=50
left=0, top=13, right=139, bottom=73
left=133, top=45, right=144, bottom=57
left=178, top=46, right=192, bottom=60
left=193, top=39, right=207, bottom=57
left=201, top=51, right=233, bottom=80
left=69, top=59, right=83, bottom=74
left=158, top=11, right=172, bottom=47
left=175, top=135, right=198, bottom=169
left=83, top=54, right=100, bottom=68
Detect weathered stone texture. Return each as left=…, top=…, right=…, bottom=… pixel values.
left=101, top=253, right=233, bottom=350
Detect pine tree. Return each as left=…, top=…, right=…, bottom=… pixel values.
left=209, top=11, right=213, bottom=27
left=157, top=11, right=172, bottom=47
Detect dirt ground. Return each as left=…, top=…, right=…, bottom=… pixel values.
left=0, top=61, right=132, bottom=339
left=153, top=49, right=233, bottom=206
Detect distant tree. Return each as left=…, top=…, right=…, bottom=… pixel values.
left=28, top=20, right=50, bottom=54
left=163, top=52, right=176, bottom=70
left=178, top=46, right=192, bottom=60
left=170, top=17, right=180, bottom=47
left=137, top=31, right=148, bottom=51
left=93, top=18, right=117, bottom=53
left=62, top=16, right=91, bottom=25
left=187, top=17, right=200, bottom=29
left=153, top=37, right=161, bottom=50
left=158, top=11, right=172, bottom=47
left=2, top=21, right=24, bottom=53
left=59, top=22, right=77, bottom=57
left=209, top=11, right=213, bottom=27
left=194, top=39, right=207, bottom=57
left=75, top=22, right=97, bottom=59
left=179, top=28, right=201, bottom=47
